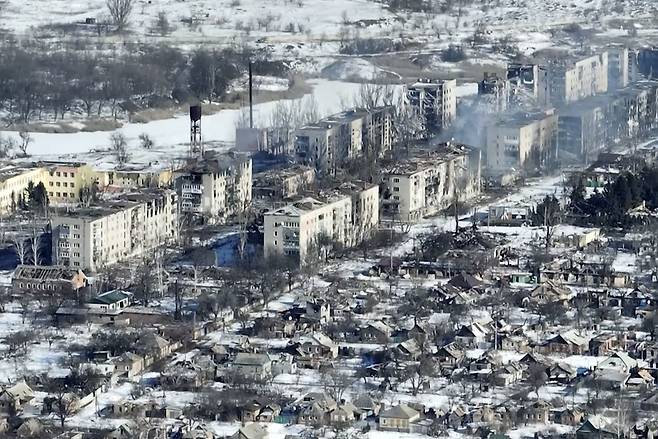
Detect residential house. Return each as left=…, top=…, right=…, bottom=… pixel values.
left=552, top=407, right=584, bottom=426
left=16, top=418, right=44, bottom=438
left=114, top=352, right=144, bottom=378
left=378, top=404, right=421, bottom=432
left=360, top=321, right=393, bottom=343
left=494, top=363, right=524, bottom=386
left=523, top=280, right=571, bottom=307
left=517, top=400, right=552, bottom=425
left=540, top=331, right=589, bottom=355
left=455, top=322, right=490, bottom=348
left=252, top=317, right=296, bottom=339
left=597, top=351, right=638, bottom=372
left=232, top=353, right=272, bottom=380
left=293, top=333, right=338, bottom=368
left=0, top=382, right=33, bottom=414
left=589, top=333, right=624, bottom=356
left=295, top=392, right=338, bottom=426
left=138, top=332, right=175, bottom=359
left=435, top=342, right=465, bottom=369
left=353, top=394, right=381, bottom=417
left=548, top=363, right=577, bottom=384
left=232, top=423, right=268, bottom=439
left=395, top=338, right=423, bottom=360
left=576, top=416, right=617, bottom=439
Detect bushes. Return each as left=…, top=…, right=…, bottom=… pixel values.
left=441, top=45, right=467, bottom=62
left=0, top=40, right=287, bottom=123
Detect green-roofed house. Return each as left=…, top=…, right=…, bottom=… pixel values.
left=379, top=403, right=420, bottom=432
left=87, top=290, right=133, bottom=312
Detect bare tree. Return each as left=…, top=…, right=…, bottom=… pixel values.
left=18, top=131, right=32, bottom=156
left=138, top=133, right=154, bottom=149
left=353, top=83, right=396, bottom=111
left=106, top=0, right=134, bottom=31
left=320, top=366, right=354, bottom=403
left=109, top=132, right=130, bottom=165
left=153, top=11, right=173, bottom=36
left=29, top=221, right=44, bottom=266
left=11, top=233, right=29, bottom=266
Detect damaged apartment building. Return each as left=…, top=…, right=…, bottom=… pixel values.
left=380, top=142, right=481, bottom=222
left=295, top=106, right=394, bottom=173
left=558, top=80, right=658, bottom=164
left=263, top=181, right=379, bottom=265
left=252, top=165, right=316, bottom=203
left=485, top=109, right=558, bottom=177
left=175, top=152, right=252, bottom=224
left=51, top=189, right=178, bottom=271
left=507, top=64, right=550, bottom=107
left=405, top=79, right=457, bottom=138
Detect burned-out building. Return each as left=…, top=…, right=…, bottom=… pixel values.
left=380, top=142, right=480, bottom=222
left=252, top=165, right=316, bottom=201
left=295, top=106, right=394, bottom=173
left=548, top=51, right=609, bottom=105
left=405, top=79, right=457, bottom=138
left=558, top=96, right=607, bottom=164
left=478, top=72, right=509, bottom=112
left=175, top=152, right=252, bottom=224
left=485, top=109, right=558, bottom=176
left=507, top=64, right=550, bottom=107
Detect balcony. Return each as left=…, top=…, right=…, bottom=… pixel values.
left=181, top=184, right=203, bottom=194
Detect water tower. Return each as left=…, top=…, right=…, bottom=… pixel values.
left=190, top=104, right=203, bottom=158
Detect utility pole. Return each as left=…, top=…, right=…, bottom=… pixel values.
left=249, top=61, right=254, bottom=129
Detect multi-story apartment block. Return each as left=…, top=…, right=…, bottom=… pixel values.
left=295, top=107, right=393, bottom=173
left=175, top=152, right=252, bottom=224
left=39, top=161, right=96, bottom=205
left=608, top=47, right=630, bottom=90
left=0, top=165, right=48, bottom=215
left=95, top=165, right=173, bottom=190
left=507, top=64, right=550, bottom=107
left=486, top=110, right=558, bottom=175
left=263, top=182, right=379, bottom=265
left=478, top=73, right=509, bottom=111
left=405, top=79, right=457, bottom=137
left=253, top=165, right=316, bottom=200
left=51, top=189, right=178, bottom=271
left=380, top=143, right=481, bottom=222
left=549, top=52, right=608, bottom=105
left=558, top=97, right=608, bottom=165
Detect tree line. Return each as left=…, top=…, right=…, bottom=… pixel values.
left=0, top=40, right=289, bottom=124
left=569, top=165, right=658, bottom=226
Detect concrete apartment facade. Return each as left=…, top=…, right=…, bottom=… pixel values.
left=550, top=52, right=609, bottom=104
left=405, top=79, right=457, bottom=137
left=486, top=110, right=558, bottom=175
left=0, top=166, right=48, bottom=215
left=507, top=64, right=550, bottom=107
left=608, top=47, right=630, bottom=90
left=380, top=143, right=481, bottom=222
left=39, top=161, right=96, bottom=205
left=175, top=153, right=252, bottom=224
left=253, top=165, right=316, bottom=200
left=263, top=183, right=379, bottom=265
left=51, top=189, right=178, bottom=271
left=295, top=107, right=393, bottom=173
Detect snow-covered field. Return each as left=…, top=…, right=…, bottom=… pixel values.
left=0, top=79, right=386, bottom=163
